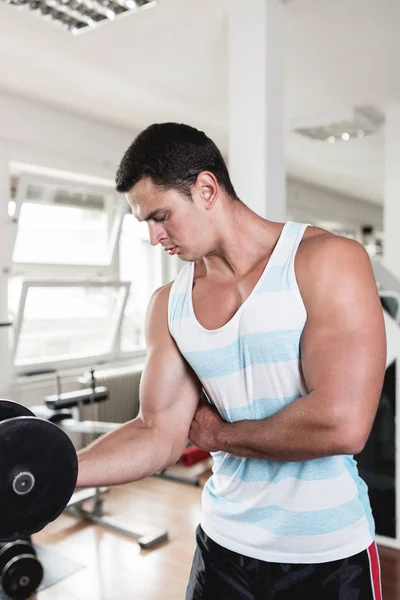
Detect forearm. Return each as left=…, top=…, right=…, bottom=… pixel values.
left=217, top=391, right=359, bottom=461
left=77, top=417, right=179, bottom=487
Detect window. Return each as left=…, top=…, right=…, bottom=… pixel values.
left=14, top=281, right=129, bottom=369
left=12, top=173, right=124, bottom=266
left=9, top=170, right=167, bottom=373
left=119, top=214, right=163, bottom=352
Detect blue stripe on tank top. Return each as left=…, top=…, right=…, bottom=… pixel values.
left=255, top=265, right=294, bottom=294
left=218, top=394, right=300, bottom=423
left=169, top=292, right=190, bottom=320
left=211, top=453, right=346, bottom=482
left=203, top=490, right=364, bottom=536
left=171, top=271, right=294, bottom=316
left=184, top=330, right=302, bottom=379
left=344, top=456, right=375, bottom=536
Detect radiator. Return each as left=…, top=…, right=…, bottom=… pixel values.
left=77, top=364, right=144, bottom=427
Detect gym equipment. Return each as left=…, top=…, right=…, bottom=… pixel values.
left=0, top=400, right=34, bottom=420
left=179, top=446, right=210, bottom=467
left=0, top=539, right=43, bottom=599
left=39, top=371, right=169, bottom=550
left=45, top=386, right=109, bottom=412
left=0, top=399, right=78, bottom=542
left=153, top=464, right=201, bottom=487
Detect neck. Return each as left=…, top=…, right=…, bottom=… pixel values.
left=200, top=202, right=284, bottom=278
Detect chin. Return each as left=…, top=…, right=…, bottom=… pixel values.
left=175, top=250, right=193, bottom=262
left=175, top=246, right=204, bottom=263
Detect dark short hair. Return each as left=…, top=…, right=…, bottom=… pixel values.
left=115, top=122, right=238, bottom=199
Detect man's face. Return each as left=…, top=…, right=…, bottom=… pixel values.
left=126, top=177, right=209, bottom=262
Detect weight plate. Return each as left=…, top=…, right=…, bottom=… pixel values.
left=0, top=540, right=35, bottom=569
left=0, top=417, right=78, bottom=541
left=0, top=400, right=34, bottom=423
left=1, top=554, right=43, bottom=600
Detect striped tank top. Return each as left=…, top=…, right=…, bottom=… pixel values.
left=168, top=221, right=374, bottom=563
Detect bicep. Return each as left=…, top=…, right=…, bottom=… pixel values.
left=299, top=238, right=386, bottom=433
left=139, top=345, right=201, bottom=440
left=138, top=286, right=202, bottom=449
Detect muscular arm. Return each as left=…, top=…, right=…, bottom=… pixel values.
left=196, top=235, right=386, bottom=461
left=77, top=284, right=202, bottom=487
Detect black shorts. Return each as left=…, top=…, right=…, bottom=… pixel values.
left=186, top=525, right=382, bottom=600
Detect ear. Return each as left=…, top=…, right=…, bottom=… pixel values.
left=193, top=172, right=219, bottom=210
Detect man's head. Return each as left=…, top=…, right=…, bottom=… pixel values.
left=116, top=122, right=237, bottom=200
left=115, top=123, right=239, bottom=261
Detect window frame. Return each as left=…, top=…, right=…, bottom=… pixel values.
left=13, top=172, right=126, bottom=268
left=9, top=170, right=178, bottom=374
left=13, top=279, right=131, bottom=374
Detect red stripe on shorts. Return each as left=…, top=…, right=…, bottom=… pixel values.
left=367, top=542, right=382, bottom=600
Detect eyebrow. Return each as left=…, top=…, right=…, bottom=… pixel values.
left=137, top=208, right=167, bottom=222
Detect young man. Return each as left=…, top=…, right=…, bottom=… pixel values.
left=77, top=123, right=386, bottom=599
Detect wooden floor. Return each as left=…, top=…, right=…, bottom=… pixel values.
left=379, top=546, right=400, bottom=599
left=32, top=463, right=208, bottom=600
left=30, top=463, right=400, bottom=599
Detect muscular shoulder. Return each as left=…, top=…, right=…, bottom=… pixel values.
left=295, top=227, right=374, bottom=307
left=144, top=282, right=174, bottom=338
left=149, top=282, right=174, bottom=308
left=297, top=226, right=370, bottom=273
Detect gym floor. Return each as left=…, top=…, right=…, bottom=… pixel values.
left=32, top=464, right=400, bottom=600
left=32, top=463, right=208, bottom=600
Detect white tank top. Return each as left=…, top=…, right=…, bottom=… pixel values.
left=168, top=221, right=374, bottom=563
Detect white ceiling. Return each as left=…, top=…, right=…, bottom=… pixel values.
left=0, top=0, right=398, bottom=205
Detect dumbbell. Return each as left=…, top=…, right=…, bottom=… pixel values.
left=0, top=399, right=78, bottom=541
left=0, top=540, right=43, bottom=599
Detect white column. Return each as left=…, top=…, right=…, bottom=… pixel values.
left=384, top=104, right=400, bottom=282
left=0, top=140, right=15, bottom=397
left=228, top=0, right=286, bottom=221
left=382, top=104, right=400, bottom=550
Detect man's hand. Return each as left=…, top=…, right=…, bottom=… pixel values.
left=189, top=400, right=227, bottom=453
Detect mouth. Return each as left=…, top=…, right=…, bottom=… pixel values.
left=163, top=246, right=178, bottom=256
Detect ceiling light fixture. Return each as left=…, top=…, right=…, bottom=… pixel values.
left=2, top=0, right=158, bottom=34
left=291, top=106, right=384, bottom=143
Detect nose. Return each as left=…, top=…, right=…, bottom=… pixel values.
left=148, top=222, right=167, bottom=247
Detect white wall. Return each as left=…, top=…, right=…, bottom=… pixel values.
left=287, top=177, right=383, bottom=232
left=0, top=90, right=382, bottom=227
left=0, top=91, right=135, bottom=181
left=384, top=104, right=400, bottom=281
left=0, top=91, right=138, bottom=395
